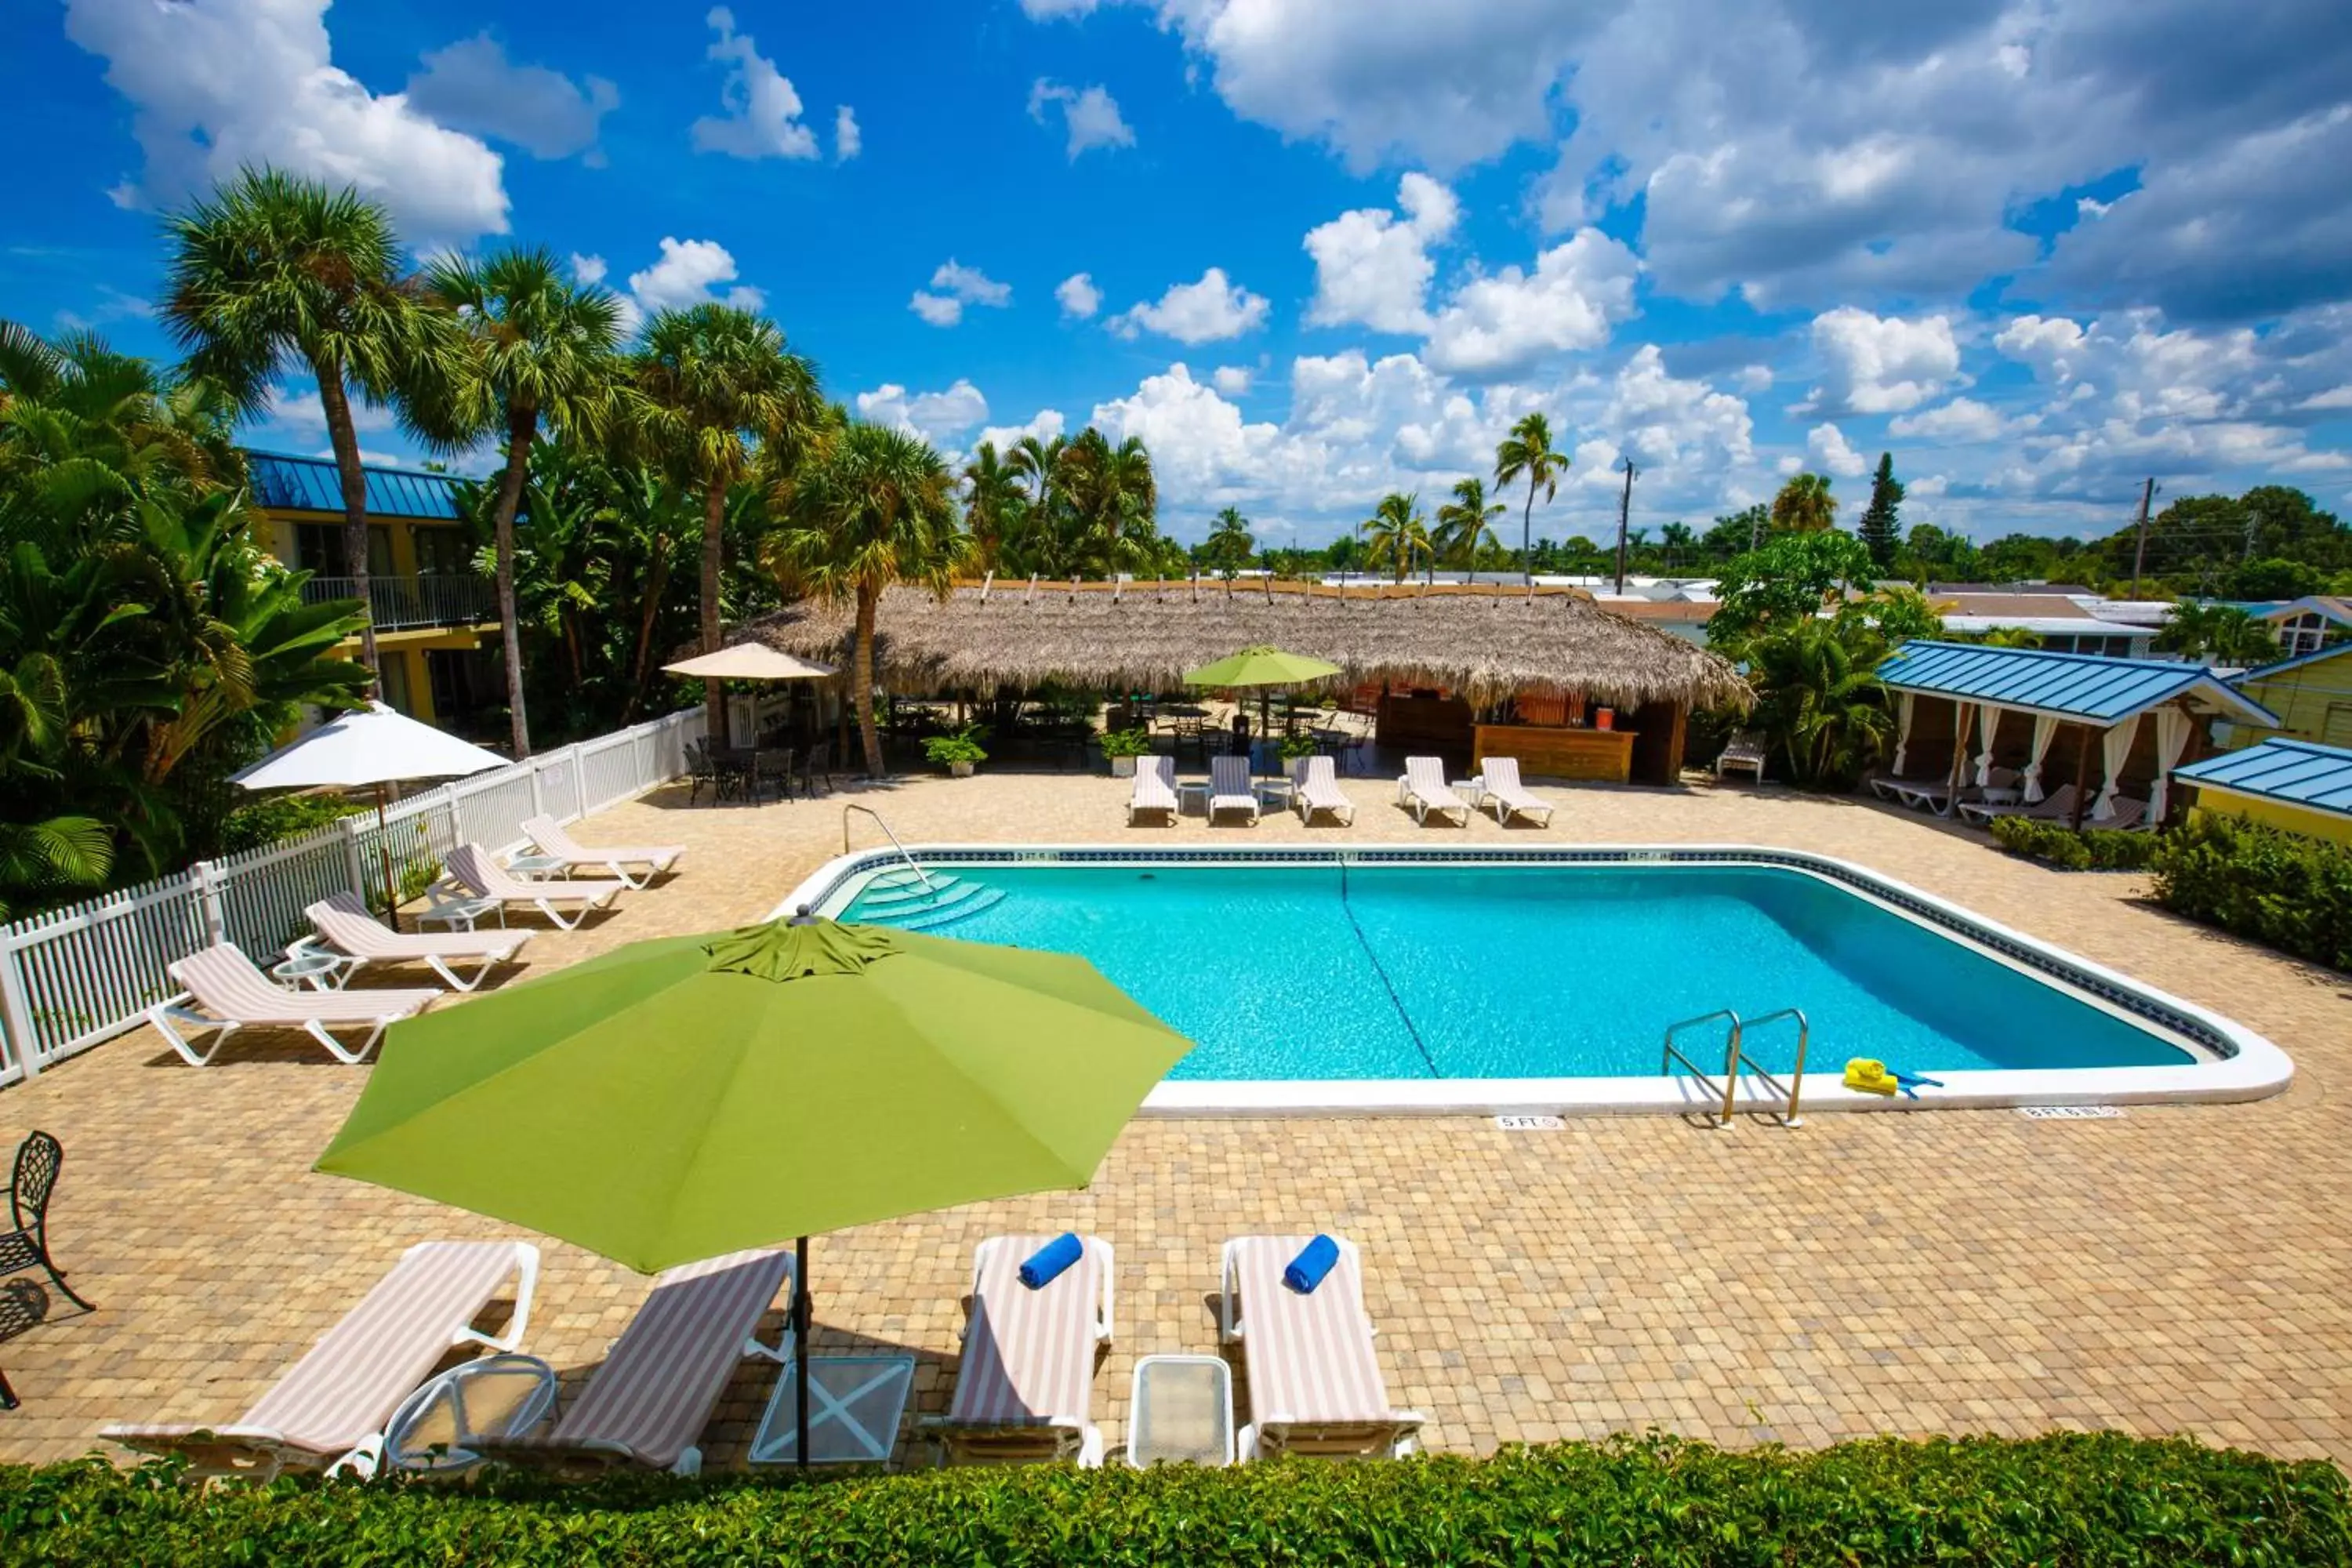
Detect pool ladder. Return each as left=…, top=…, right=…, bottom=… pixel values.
left=1661, top=1007, right=1810, bottom=1128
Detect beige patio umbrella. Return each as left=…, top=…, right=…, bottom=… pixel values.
left=662, top=645, right=839, bottom=799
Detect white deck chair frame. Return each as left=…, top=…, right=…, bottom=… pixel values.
left=432, top=844, right=623, bottom=931
left=1475, top=757, right=1553, bottom=826
left=920, top=1235, right=1114, bottom=1468
left=303, top=892, right=531, bottom=993
left=1396, top=757, right=1472, bottom=826
left=520, top=815, right=683, bottom=891
left=1207, top=756, right=1260, bottom=826
left=1127, top=755, right=1179, bottom=826
left=145, top=946, right=437, bottom=1066
left=1292, top=755, right=1356, bottom=826
left=1218, top=1237, right=1423, bottom=1461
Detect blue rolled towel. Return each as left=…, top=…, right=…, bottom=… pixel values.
left=1283, top=1234, right=1341, bottom=1294
left=1018, top=1232, right=1083, bottom=1290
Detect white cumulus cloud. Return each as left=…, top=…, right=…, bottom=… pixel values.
left=1028, top=79, right=1135, bottom=159
left=1056, top=272, right=1102, bottom=319
left=1109, top=268, right=1271, bottom=344
left=856, top=379, right=990, bottom=442
left=624, top=238, right=766, bottom=336
left=1213, top=365, right=1254, bottom=395
left=834, top=105, right=861, bottom=161
left=693, top=6, right=819, bottom=160
left=1807, top=421, right=1869, bottom=478
left=976, top=408, right=1069, bottom=454
left=910, top=259, right=1013, bottom=328
left=1304, top=172, right=1460, bottom=334
left=63, top=0, right=511, bottom=241
left=1889, top=397, right=2005, bottom=442
left=569, top=252, right=608, bottom=285
left=1800, top=307, right=1962, bottom=415
left=405, top=34, right=617, bottom=162
left=1422, top=229, right=1641, bottom=377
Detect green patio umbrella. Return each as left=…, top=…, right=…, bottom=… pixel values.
left=317, top=916, right=1192, bottom=1464
left=1183, top=645, right=1343, bottom=745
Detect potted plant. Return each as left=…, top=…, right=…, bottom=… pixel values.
left=1100, top=727, right=1153, bottom=778
left=1276, top=732, right=1321, bottom=776
left=924, top=724, right=988, bottom=779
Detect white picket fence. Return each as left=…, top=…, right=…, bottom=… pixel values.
left=0, top=706, right=706, bottom=1087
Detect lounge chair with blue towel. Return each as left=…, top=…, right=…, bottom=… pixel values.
left=921, top=1233, right=1113, bottom=1466
left=1218, top=1235, right=1423, bottom=1461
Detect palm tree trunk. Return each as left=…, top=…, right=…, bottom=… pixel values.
left=1522, top=482, right=1537, bottom=585
left=490, top=405, right=535, bottom=757
left=700, top=479, right=728, bottom=748
left=853, top=586, right=884, bottom=777
left=314, top=365, right=380, bottom=675
left=622, top=554, right=672, bottom=724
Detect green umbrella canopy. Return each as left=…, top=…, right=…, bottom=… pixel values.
left=1181, top=646, right=1343, bottom=689
left=316, top=920, right=1192, bottom=1274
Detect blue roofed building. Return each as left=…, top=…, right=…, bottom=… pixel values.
left=244, top=452, right=502, bottom=733
left=2172, top=738, right=2352, bottom=847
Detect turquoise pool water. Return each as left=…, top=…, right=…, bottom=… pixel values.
left=834, top=862, right=2196, bottom=1081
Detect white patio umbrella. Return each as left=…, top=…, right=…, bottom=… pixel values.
left=662, top=645, right=838, bottom=802
left=233, top=703, right=507, bottom=928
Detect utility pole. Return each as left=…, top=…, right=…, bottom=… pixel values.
left=2128, top=477, right=2156, bottom=597
left=1750, top=505, right=1764, bottom=552
left=1613, top=459, right=1637, bottom=595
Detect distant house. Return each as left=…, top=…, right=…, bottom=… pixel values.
left=2230, top=641, right=2352, bottom=750
left=2172, top=738, right=2352, bottom=848
left=1929, top=591, right=2154, bottom=657
left=2256, top=595, right=2352, bottom=659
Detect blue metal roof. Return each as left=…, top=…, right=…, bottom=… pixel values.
left=2234, top=639, right=2352, bottom=684
left=245, top=451, right=467, bottom=521
left=1878, top=641, right=2279, bottom=727
left=2174, top=739, right=2352, bottom=819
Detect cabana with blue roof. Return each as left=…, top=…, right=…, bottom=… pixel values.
left=2172, top=738, right=2352, bottom=847
left=1874, top=642, right=2279, bottom=827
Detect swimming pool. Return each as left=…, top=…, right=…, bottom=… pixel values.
left=786, top=846, right=2291, bottom=1116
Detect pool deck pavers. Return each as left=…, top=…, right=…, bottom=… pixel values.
left=2, top=768, right=2347, bottom=1470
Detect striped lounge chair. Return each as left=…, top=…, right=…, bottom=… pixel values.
left=434, top=843, right=626, bottom=931
left=304, top=892, right=532, bottom=993
left=474, top=1248, right=795, bottom=1476
left=1475, top=757, right=1553, bottom=827
left=1219, top=1236, right=1424, bottom=1461
left=519, top=815, right=684, bottom=890
left=103, top=1240, right=539, bottom=1479
left=1293, top=755, right=1356, bottom=826
left=146, top=942, right=439, bottom=1065
left=1396, top=756, right=1472, bottom=826
left=921, top=1234, right=1113, bottom=1467
left=1127, top=755, right=1179, bottom=826
left=1208, top=755, right=1259, bottom=826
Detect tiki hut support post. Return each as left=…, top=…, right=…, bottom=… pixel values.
left=2069, top=725, right=2091, bottom=831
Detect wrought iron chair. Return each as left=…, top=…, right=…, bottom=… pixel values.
left=684, top=739, right=723, bottom=806
left=0, top=1278, right=46, bottom=1410
left=799, top=740, right=833, bottom=796
left=2, top=1131, right=91, bottom=1314
left=754, top=747, right=797, bottom=804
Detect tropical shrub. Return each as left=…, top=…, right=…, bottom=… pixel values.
left=1098, top=727, right=1154, bottom=759
left=1740, top=612, right=1894, bottom=789
left=217, top=795, right=368, bottom=855
left=1989, top=817, right=2161, bottom=872
left=2150, top=814, right=2352, bottom=971
left=2, top=1434, right=2345, bottom=1566
left=922, top=724, right=988, bottom=770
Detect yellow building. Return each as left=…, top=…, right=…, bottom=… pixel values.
left=2229, top=642, right=2352, bottom=750
left=246, top=451, right=503, bottom=731
left=2173, top=737, right=2352, bottom=847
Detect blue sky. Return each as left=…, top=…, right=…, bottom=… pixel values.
left=7, top=0, right=2351, bottom=550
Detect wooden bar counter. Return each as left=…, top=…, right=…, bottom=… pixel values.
left=1473, top=724, right=1633, bottom=783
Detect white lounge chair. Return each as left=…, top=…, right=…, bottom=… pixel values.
left=1396, top=756, right=1472, bottom=826
left=1475, top=757, right=1553, bottom=827
left=519, top=815, right=684, bottom=890
left=1208, top=755, right=1259, bottom=826
left=103, top=1240, right=539, bottom=1479
left=475, top=1248, right=794, bottom=1476
left=921, top=1234, right=1112, bottom=1467
left=146, top=942, right=439, bottom=1065
left=1715, top=729, right=1767, bottom=782
left=1292, top=755, right=1356, bottom=826
left=1958, top=782, right=2080, bottom=826
left=1893, top=766, right=2020, bottom=816
left=1219, top=1236, right=1423, bottom=1461
left=431, top=843, right=625, bottom=931
left=303, top=892, right=531, bottom=993
left=1127, top=755, right=1179, bottom=826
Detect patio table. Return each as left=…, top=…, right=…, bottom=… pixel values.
left=1125, top=1354, right=1233, bottom=1468
left=750, top=1354, right=915, bottom=1465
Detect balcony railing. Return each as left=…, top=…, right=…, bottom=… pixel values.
left=300, top=575, right=499, bottom=632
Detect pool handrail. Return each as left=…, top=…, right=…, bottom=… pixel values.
left=1661, top=1008, right=1743, bottom=1127
left=839, top=806, right=936, bottom=895
left=1739, top=1007, right=1810, bottom=1127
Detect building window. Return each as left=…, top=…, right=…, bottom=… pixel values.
left=2279, top=615, right=2327, bottom=658
left=294, top=522, right=394, bottom=578
left=412, top=525, right=474, bottom=575
left=376, top=650, right=415, bottom=716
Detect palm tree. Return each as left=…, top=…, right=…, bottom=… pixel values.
left=2155, top=601, right=2280, bottom=666
left=1744, top=613, right=1896, bottom=789
left=628, top=303, right=820, bottom=744
left=772, top=422, right=968, bottom=776
left=1008, top=434, right=1066, bottom=546
left=1432, top=477, right=1504, bottom=572
left=1205, top=506, right=1252, bottom=578
left=162, top=169, right=434, bottom=675
left=1769, top=472, right=1837, bottom=534
left=1364, top=492, right=1429, bottom=583
left=422, top=248, right=624, bottom=757
left=1061, top=428, right=1157, bottom=575
left=1494, top=412, right=1569, bottom=584
left=960, top=441, right=1026, bottom=571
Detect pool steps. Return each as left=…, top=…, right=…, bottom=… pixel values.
left=851, top=868, right=1007, bottom=931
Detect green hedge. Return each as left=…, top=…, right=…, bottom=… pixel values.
left=1988, top=816, right=2160, bottom=871
left=2151, top=813, right=2352, bottom=971
left=4, top=1434, right=2347, bottom=1566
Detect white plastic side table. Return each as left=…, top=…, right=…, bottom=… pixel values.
left=380, top=1352, right=559, bottom=1475
left=1124, top=1354, right=1234, bottom=1468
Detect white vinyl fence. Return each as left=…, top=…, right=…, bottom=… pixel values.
left=0, top=706, right=706, bottom=1087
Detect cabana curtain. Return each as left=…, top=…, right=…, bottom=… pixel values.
left=2022, top=713, right=2060, bottom=803
left=2149, top=706, right=2193, bottom=822
left=1973, top=702, right=2002, bottom=787
left=1893, top=692, right=1915, bottom=775
left=2095, top=714, right=2141, bottom=820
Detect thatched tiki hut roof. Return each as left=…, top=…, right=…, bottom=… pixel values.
left=739, top=578, right=1751, bottom=711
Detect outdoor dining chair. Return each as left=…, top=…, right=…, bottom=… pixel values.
left=2, top=1131, right=90, bottom=1313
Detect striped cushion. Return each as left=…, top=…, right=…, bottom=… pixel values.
left=549, top=1249, right=793, bottom=1470
left=448, top=843, right=624, bottom=904
left=310, top=895, right=525, bottom=960
left=173, top=943, right=436, bottom=1024
left=1404, top=758, right=1462, bottom=808
left=1209, top=756, right=1253, bottom=804
left=948, top=1236, right=1102, bottom=1428
left=1229, top=1236, right=1392, bottom=1424
left=1131, top=759, right=1178, bottom=811
left=238, top=1242, right=525, bottom=1453
left=523, top=815, right=683, bottom=869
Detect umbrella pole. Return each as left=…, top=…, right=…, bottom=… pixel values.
left=794, top=1234, right=811, bottom=1469
left=375, top=783, right=398, bottom=931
